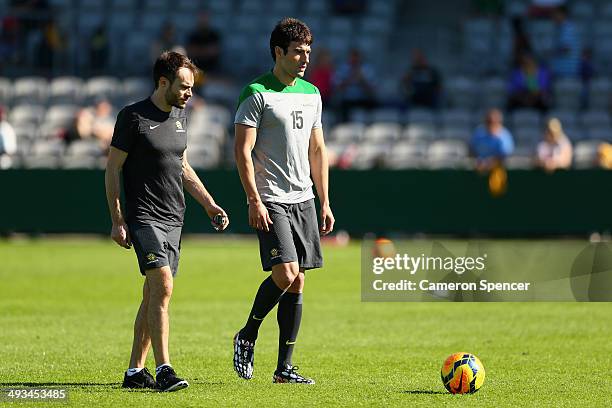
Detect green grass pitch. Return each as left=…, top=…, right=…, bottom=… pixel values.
left=1, top=238, right=611, bottom=407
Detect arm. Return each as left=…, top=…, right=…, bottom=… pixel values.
left=105, top=146, right=131, bottom=248
left=309, top=127, right=335, bottom=235
left=182, top=150, right=229, bottom=230
left=234, top=124, right=273, bottom=231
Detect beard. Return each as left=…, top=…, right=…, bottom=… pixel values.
left=164, top=88, right=185, bottom=109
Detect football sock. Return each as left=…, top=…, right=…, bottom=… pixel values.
left=155, top=363, right=172, bottom=376
left=126, top=367, right=144, bottom=376
left=240, top=276, right=285, bottom=341
left=276, top=292, right=303, bottom=370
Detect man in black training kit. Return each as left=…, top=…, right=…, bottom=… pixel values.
left=105, top=51, right=229, bottom=392
left=233, top=18, right=335, bottom=384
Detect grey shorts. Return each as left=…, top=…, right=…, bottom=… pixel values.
left=255, top=199, right=323, bottom=272
left=128, top=222, right=182, bottom=276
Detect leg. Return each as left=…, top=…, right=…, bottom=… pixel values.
left=240, top=262, right=299, bottom=341
left=128, top=278, right=151, bottom=368
left=145, top=266, right=174, bottom=367
left=277, top=270, right=304, bottom=370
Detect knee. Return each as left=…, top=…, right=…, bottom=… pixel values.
left=147, top=273, right=173, bottom=303
left=272, top=264, right=299, bottom=290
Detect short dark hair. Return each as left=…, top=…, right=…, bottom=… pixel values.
left=153, top=51, right=198, bottom=88
left=269, top=17, right=313, bottom=62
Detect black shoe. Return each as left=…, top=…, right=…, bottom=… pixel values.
left=122, top=367, right=156, bottom=389
left=272, top=365, right=315, bottom=384
left=233, top=331, right=255, bottom=379
left=155, top=366, right=189, bottom=392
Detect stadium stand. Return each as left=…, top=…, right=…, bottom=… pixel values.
left=1, top=0, right=612, bottom=170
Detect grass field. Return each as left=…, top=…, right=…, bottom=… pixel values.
left=1, top=238, right=611, bottom=407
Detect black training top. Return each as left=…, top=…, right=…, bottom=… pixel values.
left=111, top=98, right=187, bottom=227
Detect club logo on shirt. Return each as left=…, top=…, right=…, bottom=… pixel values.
left=146, top=253, right=157, bottom=263
left=270, top=248, right=280, bottom=258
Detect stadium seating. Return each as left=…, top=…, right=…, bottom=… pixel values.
left=1, top=0, right=612, bottom=171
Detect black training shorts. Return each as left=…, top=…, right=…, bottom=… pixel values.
left=255, top=199, right=323, bottom=272
left=128, top=222, right=182, bottom=276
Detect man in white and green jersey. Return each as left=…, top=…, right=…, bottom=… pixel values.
left=233, top=17, right=335, bottom=384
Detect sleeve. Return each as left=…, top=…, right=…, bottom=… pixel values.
left=312, top=93, right=323, bottom=130
left=234, top=90, right=264, bottom=128
left=110, top=108, right=136, bottom=153
left=499, top=131, right=514, bottom=157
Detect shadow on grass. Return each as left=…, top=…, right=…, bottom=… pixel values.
left=402, top=390, right=448, bottom=395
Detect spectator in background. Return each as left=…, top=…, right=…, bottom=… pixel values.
left=89, top=25, right=109, bottom=73
left=0, top=16, right=20, bottom=68
left=579, top=47, right=595, bottom=109
left=62, top=107, right=93, bottom=145
left=551, top=5, right=580, bottom=78
left=511, top=17, right=533, bottom=69
left=508, top=53, right=551, bottom=112
left=62, top=99, right=115, bottom=153
left=91, top=98, right=115, bottom=152
left=186, top=12, right=221, bottom=74
left=334, top=48, right=376, bottom=121
left=151, top=22, right=180, bottom=63
left=402, top=48, right=442, bottom=109
left=0, top=106, right=16, bottom=168
left=308, top=48, right=334, bottom=105
left=536, top=117, right=572, bottom=171
left=37, top=18, right=66, bottom=70
left=470, top=109, right=514, bottom=171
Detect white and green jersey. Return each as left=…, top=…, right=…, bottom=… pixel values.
left=234, top=72, right=322, bottom=204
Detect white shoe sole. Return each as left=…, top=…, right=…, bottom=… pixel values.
left=160, top=380, right=189, bottom=392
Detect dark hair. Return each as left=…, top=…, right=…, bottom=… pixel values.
left=153, top=51, right=197, bottom=88
left=269, top=17, right=313, bottom=62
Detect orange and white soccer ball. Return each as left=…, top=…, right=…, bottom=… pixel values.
left=440, top=352, right=485, bottom=394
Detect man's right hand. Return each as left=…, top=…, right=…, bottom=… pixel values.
left=248, top=200, right=273, bottom=232
left=111, top=222, right=131, bottom=249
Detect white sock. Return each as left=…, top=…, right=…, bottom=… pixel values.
left=126, top=367, right=144, bottom=376
left=156, top=363, right=172, bottom=375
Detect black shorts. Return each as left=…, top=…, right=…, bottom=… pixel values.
left=256, top=199, right=323, bottom=272
left=128, top=222, right=182, bottom=276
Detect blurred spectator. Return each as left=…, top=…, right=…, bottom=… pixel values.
left=470, top=109, right=514, bottom=171
left=511, top=17, right=533, bottom=69
left=551, top=5, right=580, bottom=78
left=186, top=12, right=221, bottom=74
left=308, top=48, right=334, bottom=105
left=62, top=108, right=93, bottom=145
left=334, top=48, right=376, bottom=121
left=37, top=18, right=66, bottom=70
left=0, top=106, right=16, bottom=168
left=597, top=143, right=612, bottom=169
left=536, top=117, right=572, bottom=171
left=151, top=22, right=180, bottom=63
left=0, top=16, right=20, bottom=68
left=579, top=47, right=595, bottom=109
left=89, top=25, right=109, bottom=73
left=529, top=0, right=566, bottom=18
left=508, top=53, right=551, bottom=112
left=402, top=48, right=442, bottom=109
left=91, top=99, right=115, bottom=151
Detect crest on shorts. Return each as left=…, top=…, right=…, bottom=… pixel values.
left=146, top=253, right=157, bottom=262
left=270, top=248, right=279, bottom=257
left=175, top=121, right=183, bottom=130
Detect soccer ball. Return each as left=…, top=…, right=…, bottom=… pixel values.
left=440, top=352, right=485, bottom=394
